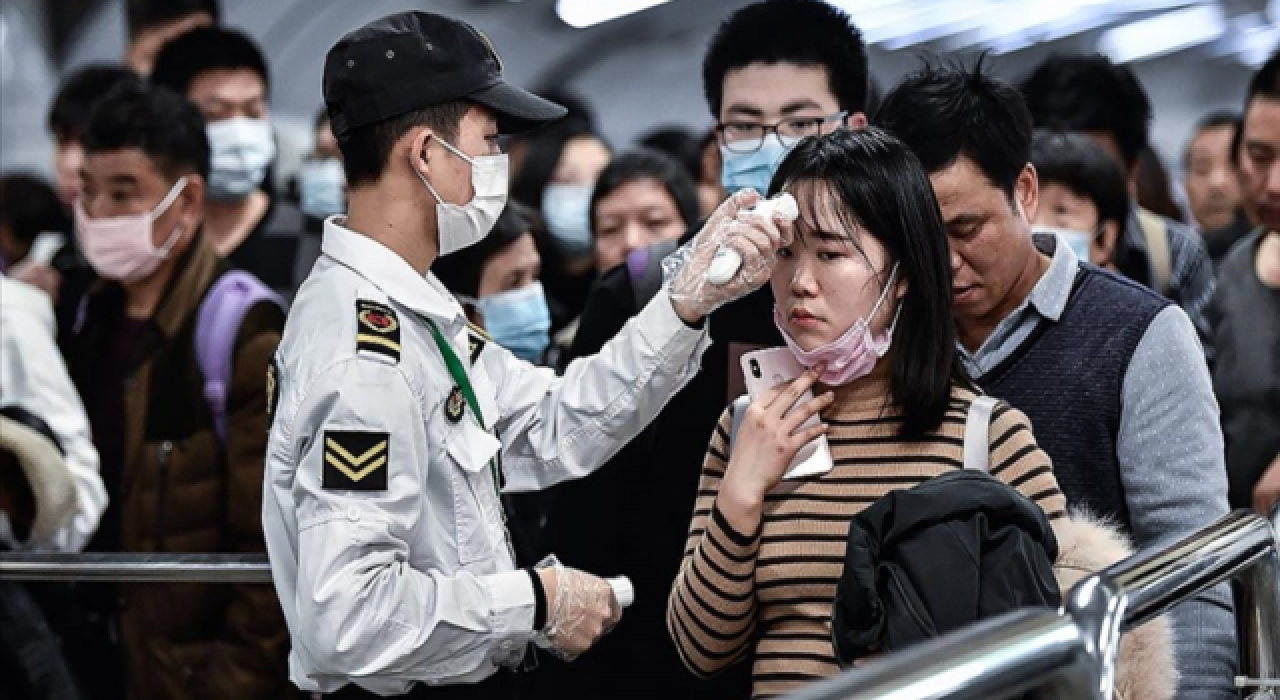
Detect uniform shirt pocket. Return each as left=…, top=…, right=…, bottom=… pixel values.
left=445, top=417, right=503, bottom=565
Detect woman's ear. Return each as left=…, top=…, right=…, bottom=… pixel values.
left=894, top=274, right=909, bottom=301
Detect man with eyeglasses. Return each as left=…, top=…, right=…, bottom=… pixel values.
left=536, top=2, right=870, bottom=698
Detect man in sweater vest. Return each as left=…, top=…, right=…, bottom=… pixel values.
left=877, top=62, right=1236, bottom=700
left=1019, top=55, right=1218, bottom=361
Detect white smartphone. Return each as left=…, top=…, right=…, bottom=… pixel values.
left=740, top=347, right=834, bottom=479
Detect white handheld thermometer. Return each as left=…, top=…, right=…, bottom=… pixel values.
left=706, top=193, right=799, bottom=286
left=607, top=576, right=634, bottom=608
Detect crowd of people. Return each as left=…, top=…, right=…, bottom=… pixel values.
left=0, top=0, right=1277, bottom=699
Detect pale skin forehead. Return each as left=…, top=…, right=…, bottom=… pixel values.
left=720, top=63, right=839, bottom=121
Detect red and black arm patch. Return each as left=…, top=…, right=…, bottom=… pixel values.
left=356, top=300, right=400, bottom=362
left=322, top=430, right=389, bottom=491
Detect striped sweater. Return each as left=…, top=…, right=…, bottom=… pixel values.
left=667, top=380, right=1068, bottom=699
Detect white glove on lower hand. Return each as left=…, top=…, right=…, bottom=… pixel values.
left=665, top=189, right=793, bottom=319
left=536, top=562, right=623, bottom=662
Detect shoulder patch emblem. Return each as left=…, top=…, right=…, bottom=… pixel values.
left=467, top=329, right=486, bottom=365
left=445, top=386, right=466, bottom=424
left=356, top=300, right=400, bottom=362
left=323, top=430, right=389, bottom=491
left=466, top=321, right=491, bottom=342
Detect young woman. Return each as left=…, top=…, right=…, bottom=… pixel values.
left=667, top=129, right=1069, bottom=699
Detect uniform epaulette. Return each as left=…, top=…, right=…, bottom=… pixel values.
left=466, top=321, right=489, bottom=365
left=356, top=300, right=401, bottom=363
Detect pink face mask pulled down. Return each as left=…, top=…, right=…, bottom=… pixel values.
left=75, top=176, right=188, bottom=283
left=774, top=263, right=902, bottom=386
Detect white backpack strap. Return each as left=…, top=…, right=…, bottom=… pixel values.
left=729, top=395, right=752, bottom=453
left=963, top=396, right=999, bottom=472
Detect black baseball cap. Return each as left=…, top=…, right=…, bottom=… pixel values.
left=323, top=11, right=566, bottom=138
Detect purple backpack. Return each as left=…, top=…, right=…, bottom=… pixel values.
left=195, top=270, right=285, bottom=442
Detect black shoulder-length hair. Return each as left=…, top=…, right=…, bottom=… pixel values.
left=769, top=128, right=969, bottom=438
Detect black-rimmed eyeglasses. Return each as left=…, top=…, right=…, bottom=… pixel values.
left=715, top=111, right=848, bottom=154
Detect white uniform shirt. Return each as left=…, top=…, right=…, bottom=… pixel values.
left=264, top=218, right=710, bottom=694
left=0, top=276, right=106, bottom=552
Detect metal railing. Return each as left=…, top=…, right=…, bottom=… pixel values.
left=1, top=509, right=1276, bottom=699
left=787, top=507, right=1280, bottom=700
left=0, top=552, right=271, bottom=583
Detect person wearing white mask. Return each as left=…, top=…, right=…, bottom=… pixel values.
left=264, top=12, right=787, bottom=698
left=60, top=82, right=290, bottom=699
left=1029, top=131, right=1130, bottom=270
left=151, top=26, right=306, bottom=295
left=434, top=202, right=551, bottom=365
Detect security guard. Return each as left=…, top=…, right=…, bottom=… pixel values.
left=263, top=11, right=787, bottom=698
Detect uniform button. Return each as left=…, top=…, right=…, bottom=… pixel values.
left=347, top=507, right=360, bottom=522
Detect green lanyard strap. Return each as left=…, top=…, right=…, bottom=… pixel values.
left=425, top=319, right=503, bottom=494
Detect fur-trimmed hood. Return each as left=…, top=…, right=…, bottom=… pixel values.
left=1053, top=511, right=1178, bottom=700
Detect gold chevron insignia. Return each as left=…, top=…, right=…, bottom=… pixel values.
left=322, top=430, right=390, bottom=491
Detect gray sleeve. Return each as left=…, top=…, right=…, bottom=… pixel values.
left=1118, top=305, right=1237, bottom=699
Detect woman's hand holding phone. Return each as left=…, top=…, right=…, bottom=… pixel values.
left=718, top=366, right=833, bottom=535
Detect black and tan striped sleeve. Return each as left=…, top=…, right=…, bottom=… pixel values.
left=987, top=402, right=1068, bottom=519
left=667, top=407, right=758, bottom=677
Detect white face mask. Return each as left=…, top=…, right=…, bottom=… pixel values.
left=75, top=176, right=188, bottom=283
left=206, top=116, right=276, bottom=201
left=411, top=137, right=509, bottom=256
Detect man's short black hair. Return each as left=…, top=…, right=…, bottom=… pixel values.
left=637, top=126, right=703, bottom=181
left=1184, top=111, right=1240, bottom=167
left=702, top=0, right=868, bottom=118
left=338, top=101, right=469, bottom=188
left=150, top=26, right=268, bottom=97
left=1247, top=48, right=1280, bottom=106
left=82, top=83, right=210, bottom=182
left=0, top=175, right=71, bottom=246
left=125, top=0, right=220, bottom=39
left=1236, top=50, right=1280, bottom=166
left=875, top=59, right=1032, bottom=196
left=47, top=64, right=142, bottom=143
left=1019, top=54, right=1151, bottom=171
left=1032, top=131, right=1131, bottom=229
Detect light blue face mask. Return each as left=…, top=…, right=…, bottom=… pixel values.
left=541, top=183, right=594, bottom=256
left=1034, top=226, right=1093, bottom=263
left=467, top=281, right=552, bottom=364
left=206, top=116, right=276, bottom=201
left=298, top=158, right=346, bottom=219
left=720, top=137, right=797, bottom=195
